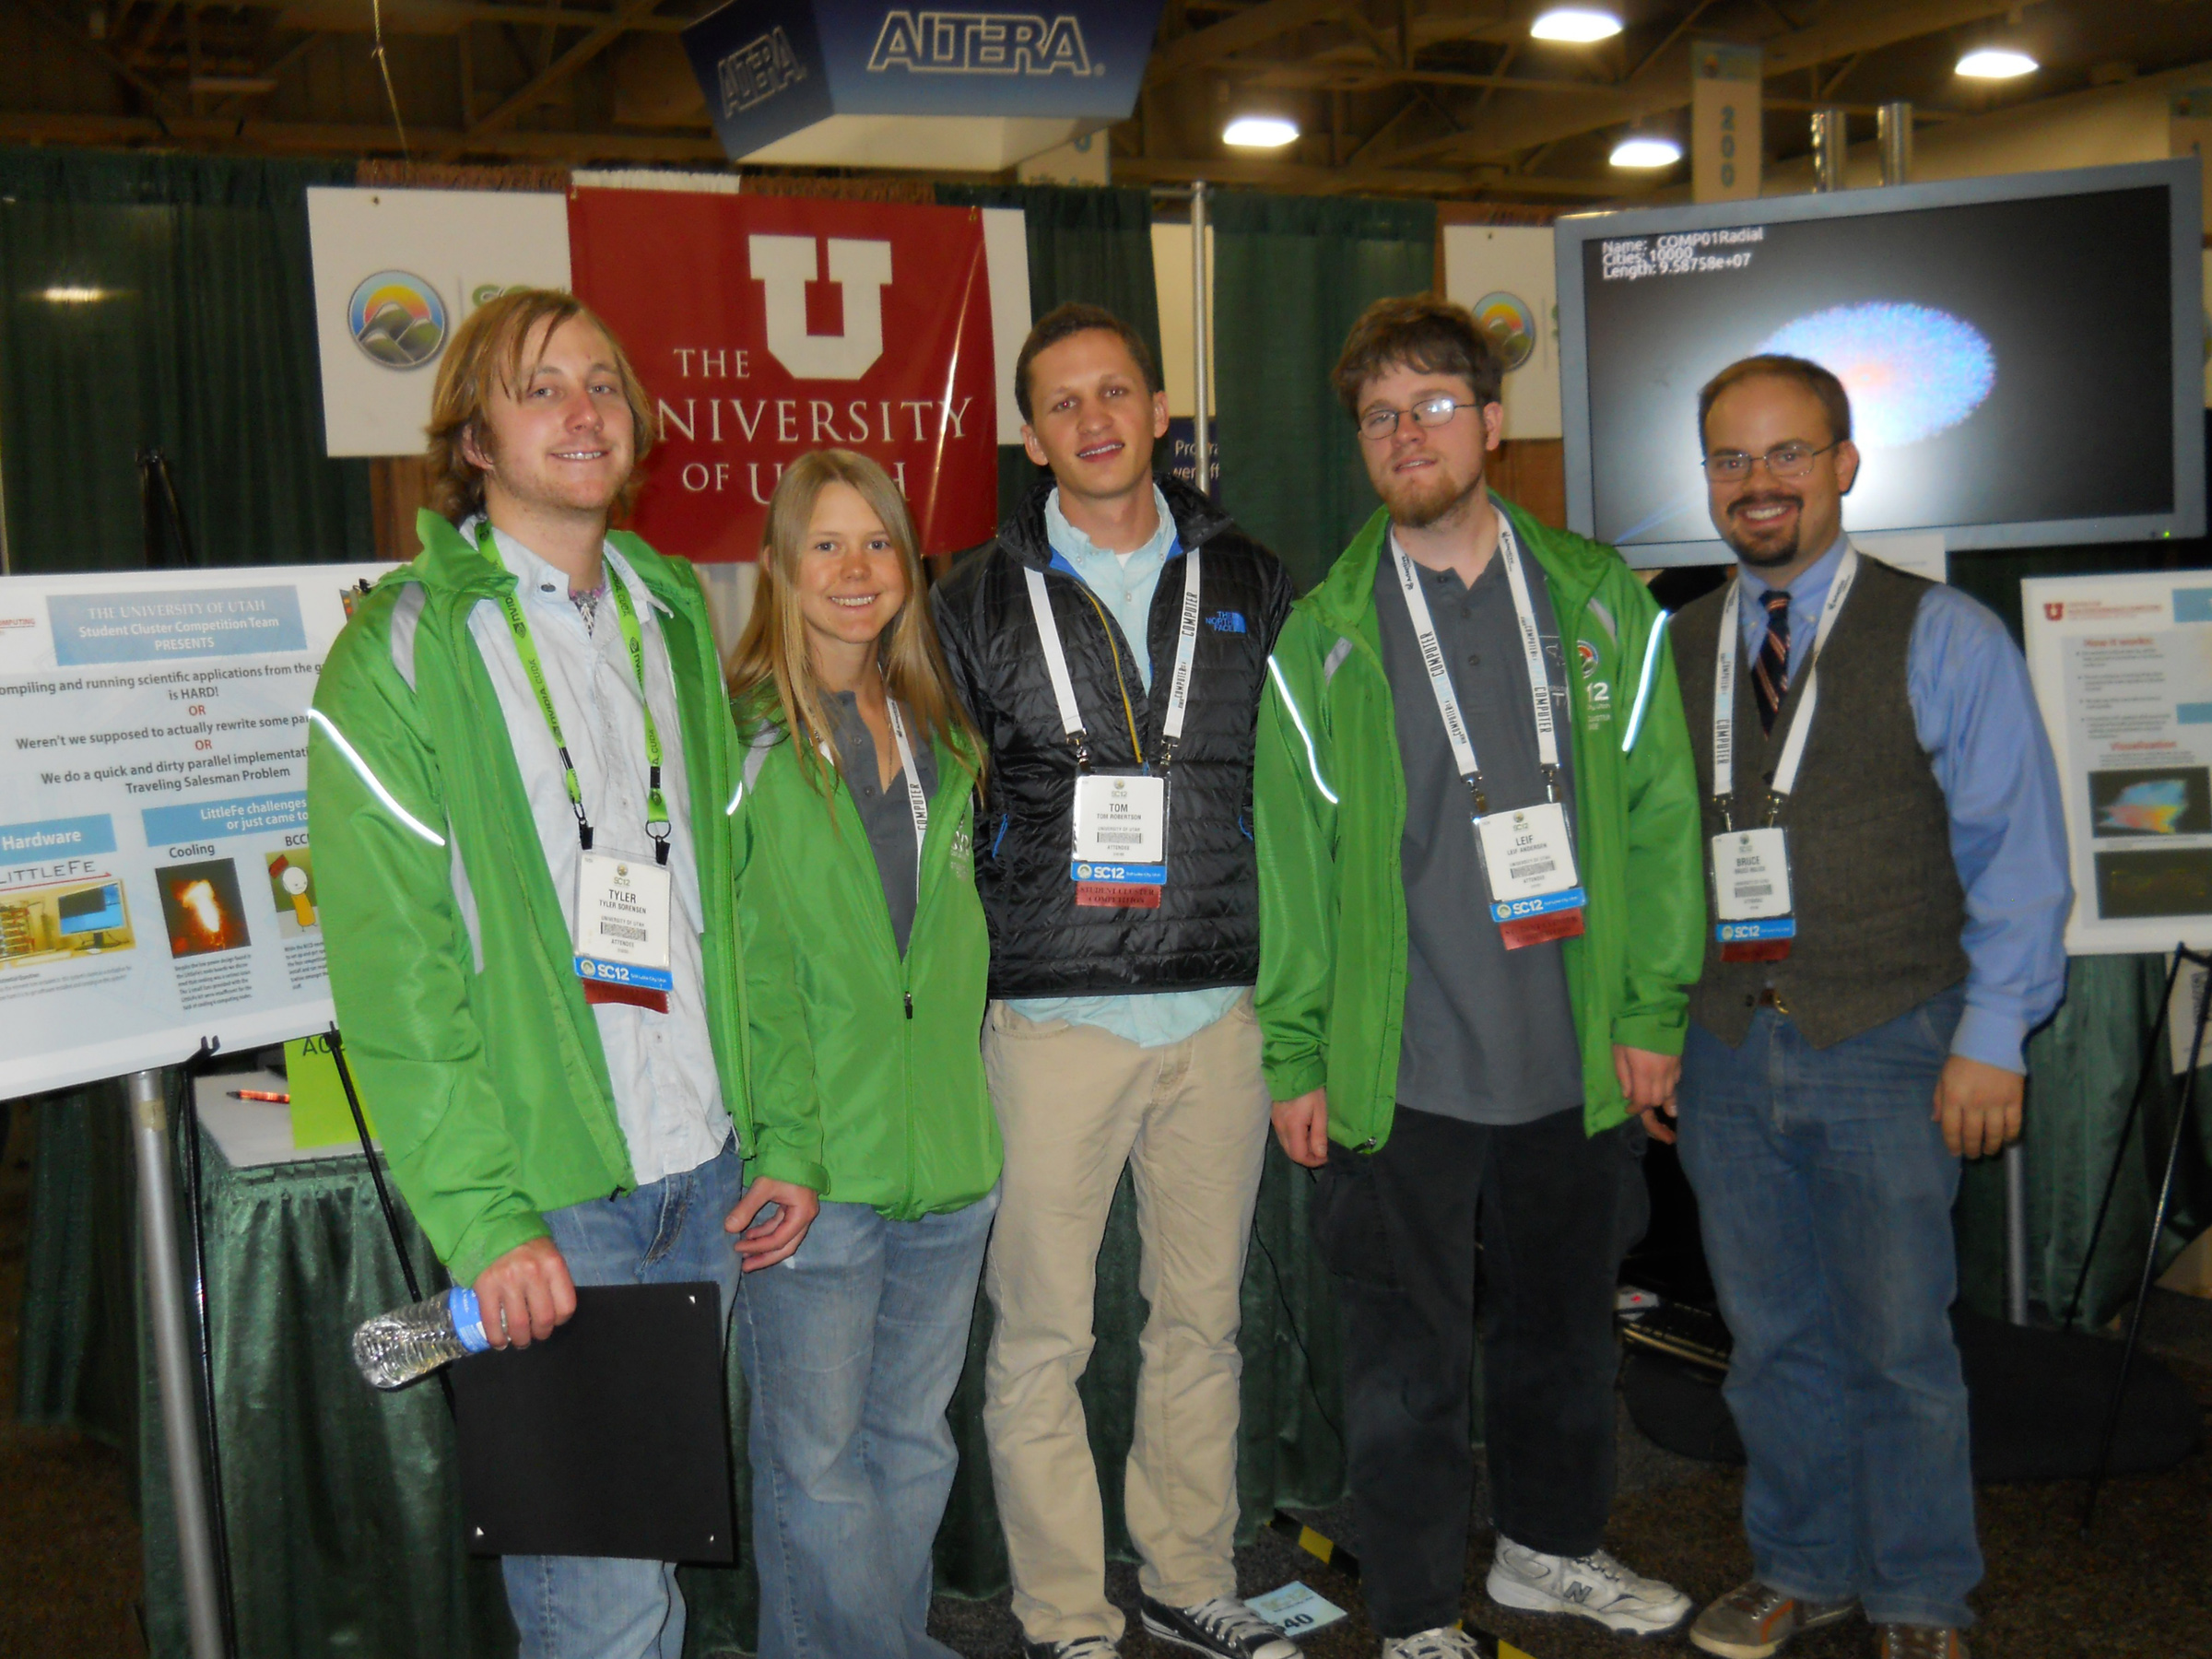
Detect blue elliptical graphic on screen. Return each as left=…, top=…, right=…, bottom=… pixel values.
left=1579, top=184, right=2178, bottom=550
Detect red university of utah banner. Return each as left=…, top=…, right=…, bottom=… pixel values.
left=568, top=189, right=1000, bottom=562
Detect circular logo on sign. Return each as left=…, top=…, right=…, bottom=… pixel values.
left=1472, top=290, right=1537, bottom=371
left=347, top=271, right=447, bottom=370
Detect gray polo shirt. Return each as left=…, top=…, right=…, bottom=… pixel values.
left=824, top=690, right=938, bottom=956
left=1374, top=535, right=1584, bottom=1125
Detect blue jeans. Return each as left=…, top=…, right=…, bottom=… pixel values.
left=501, top=1135, right=745, bottom=1659
left=735, top=1184, right=1001, bottom=1659
left=1677, top=989, right=1980, bottom=1630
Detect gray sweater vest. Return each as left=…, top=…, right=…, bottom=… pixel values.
left=1673, top=556, right=1967, bottom=1049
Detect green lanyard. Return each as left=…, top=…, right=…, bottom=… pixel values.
left=477, top=524, right=673, bottom=865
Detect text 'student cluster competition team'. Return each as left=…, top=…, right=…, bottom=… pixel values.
left=309, top=283, right=2066, bottom=1659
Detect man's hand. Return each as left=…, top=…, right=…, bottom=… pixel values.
left=1615, top=1043, right=1681, bottom=1146
left=1272, top=1088, right=1330, bottom=1168
left=724, top=1177, right=821, bottom=1272
left=473, top=1236, right=577, bottom=1349
left=1933, top=1054, right=2023, bottom=1159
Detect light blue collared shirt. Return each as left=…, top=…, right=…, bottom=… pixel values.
left=1735, top=535, right=2071, bottom=1072
left=1006, top=485, right=1250, bottom=1050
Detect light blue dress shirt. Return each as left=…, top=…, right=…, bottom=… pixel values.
left=1733, top=535, right=2071, bottom=1072
left=1006, top=485, right=1250, bottom=1050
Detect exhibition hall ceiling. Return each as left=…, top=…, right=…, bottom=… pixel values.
left=0, top=0, right=2206, bottom=198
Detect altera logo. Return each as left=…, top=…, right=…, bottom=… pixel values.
left=718, top=25, right=805, bottom=118
left=867, top=12, right=1093, bottom=76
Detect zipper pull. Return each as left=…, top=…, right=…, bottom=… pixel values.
left=903, top=992, right=914, bottom=1019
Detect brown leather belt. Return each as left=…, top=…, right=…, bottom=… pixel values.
left=1756, top=986, right=1791, bottom=1014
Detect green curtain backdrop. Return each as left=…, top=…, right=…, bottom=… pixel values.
left=0, top=147, right=374, bottom=574
left=1213, top=193, right=1438, bottom=594
left=934, top=182, right=1163, bottom=526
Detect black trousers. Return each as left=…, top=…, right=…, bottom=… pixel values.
left=1310, top=1104, right=1640, bottom=1639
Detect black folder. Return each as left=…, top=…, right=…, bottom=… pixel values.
left=449, top=1281, right=735, bottom=1562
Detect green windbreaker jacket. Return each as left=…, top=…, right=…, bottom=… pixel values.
left=307, top=510, right=745, bottom=1284
left=1254, top=494, right=1704, bottom=1147
left=732, top=715, right=1001, bottom=1218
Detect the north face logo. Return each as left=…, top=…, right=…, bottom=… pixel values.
left=1206, top=609, right=1246, bottom=634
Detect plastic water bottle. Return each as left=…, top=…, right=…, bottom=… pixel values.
left=352, top=1286, right=491, bottom=1389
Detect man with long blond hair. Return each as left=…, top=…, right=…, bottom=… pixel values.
left=308, top=289, right=813, bottom=1658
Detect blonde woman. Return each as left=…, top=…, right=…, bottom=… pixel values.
left=725, top=450, right=999, bottom=1659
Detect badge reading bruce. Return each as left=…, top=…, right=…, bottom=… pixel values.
left=1713, top=827, right=1794, bottom=962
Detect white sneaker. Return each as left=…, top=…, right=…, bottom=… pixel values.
left=1485, top=1537, right=1692, bottom=1636
left=1381, top=1629, right=1487, bottom=1659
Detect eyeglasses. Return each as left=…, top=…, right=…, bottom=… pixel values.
left=1702, top=441, right=1839, bottom=482
left=1358, top=394, right=1470, bottom=442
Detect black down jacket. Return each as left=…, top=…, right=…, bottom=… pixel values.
left=932, top=475, right=1294, bottom=999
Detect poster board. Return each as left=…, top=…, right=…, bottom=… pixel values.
left=306, top=187, right=573, bottom=458
left=2024, top=571, right=2212, bottom=954
left=1441, top=225, right=1560, bottom=440
left=0, top=562, right=392, bottom=1097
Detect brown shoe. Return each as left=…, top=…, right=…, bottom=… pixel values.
left=1874, top=1626, right=1969, bottom=1659
left=1689, top=1580, right=1856, bottom=1659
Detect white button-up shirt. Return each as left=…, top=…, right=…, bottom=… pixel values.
left=464, top=519, right=729, bottom=1187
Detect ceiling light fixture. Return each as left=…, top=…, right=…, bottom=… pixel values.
left=1610, top=135, right=1683, bottom=169
left=40, top=286, right=109, bottom=303
left=1531, top=7, right=1623, bottom=43
left=1956, top=47, right=2038, bottom=79
left=1223, top=115, right=1299, bottom=148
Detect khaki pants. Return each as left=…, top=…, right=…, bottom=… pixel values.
left=980, top=996, right=1272, bottom=1645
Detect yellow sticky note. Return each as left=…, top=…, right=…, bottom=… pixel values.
left=286, top=1034, right=374, bottom=1150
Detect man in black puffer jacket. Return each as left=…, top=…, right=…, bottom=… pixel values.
left=932, top=303, right=1295, bottom=1659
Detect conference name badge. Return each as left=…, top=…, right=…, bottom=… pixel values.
left=1712, top=827, right=1795, bottom=962
left=573, top=850, right=675, bottom=1010
left=1071, top=772, right=1167, bottom=909
left=1475, top=802, right=1587, bottom=950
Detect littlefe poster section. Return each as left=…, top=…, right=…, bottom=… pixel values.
left=0, top=564, right=392, bottom=1095
left=2024, top=571, right=2212, bottom=953
left=569, top=189, right=1000, bottom=561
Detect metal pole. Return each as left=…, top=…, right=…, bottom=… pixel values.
left=1877, top=100, right=1913, bottom=186
left=1190, top=179, right=1210, bottom=499
left=1809, top=107, right=1848, bottom=192
left=2004, top=1141, right=2030, bottom=1325
left=130, top=1066, right=228, bottom=1659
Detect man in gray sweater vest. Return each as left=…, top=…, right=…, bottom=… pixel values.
left=1654, top=357, right=2069, bottom=1659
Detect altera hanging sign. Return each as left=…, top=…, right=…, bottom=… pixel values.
left=681, top=0, right=1163, bottom=171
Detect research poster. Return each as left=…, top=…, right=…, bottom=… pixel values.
left=0, top=562, right=392, bottom=1096
left=2024, top=571, right=2212, bottom=954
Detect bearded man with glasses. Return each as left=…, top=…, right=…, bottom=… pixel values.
left=1254, top=294, right=1704, bottom=1657
left=1663, top=356, right=2069, bottom=1659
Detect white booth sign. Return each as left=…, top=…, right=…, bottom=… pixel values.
left=0, top=562, right=392, bottom=1096
left=307, top=187, right=572, bottom=457
left=1441, top=225, right=1561, bottom=441
left=2024, top=571, right=2212, bottom=954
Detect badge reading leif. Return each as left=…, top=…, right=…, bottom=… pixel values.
left=1071, top=772, right=1167, bottom=909
left=1477, top=802, right=1587, bottom=949
left=1713, top=827, right=1794, bottom=962
left=573, top=850, right=675, bottom=1010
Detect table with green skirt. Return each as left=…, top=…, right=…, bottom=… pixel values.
left=15, top=954, right=2212, bottom=1658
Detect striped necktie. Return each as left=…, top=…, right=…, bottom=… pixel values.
left=1753, top=590, right=1792, bottom=735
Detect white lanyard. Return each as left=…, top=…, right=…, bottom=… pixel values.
left=1712, top=545, right=1859, bottom=818
left=1022, top=544, right=1201, bottom=766
left=1389, top=515, right=1559, bottom=816
left=883, top=698, right=929, bottom=887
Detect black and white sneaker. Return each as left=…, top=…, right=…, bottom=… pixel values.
left=1139, top=1595, right=1301, bottom=1659
left=1018, top=1637, right=1119, bottom=1659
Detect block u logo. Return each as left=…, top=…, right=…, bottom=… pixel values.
left=747, top=234, right=893, bottom=381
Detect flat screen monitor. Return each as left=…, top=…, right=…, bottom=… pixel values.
left=57, top=882, right=123, bottom=936
left=1555, top=158, right=2206, bottom=565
